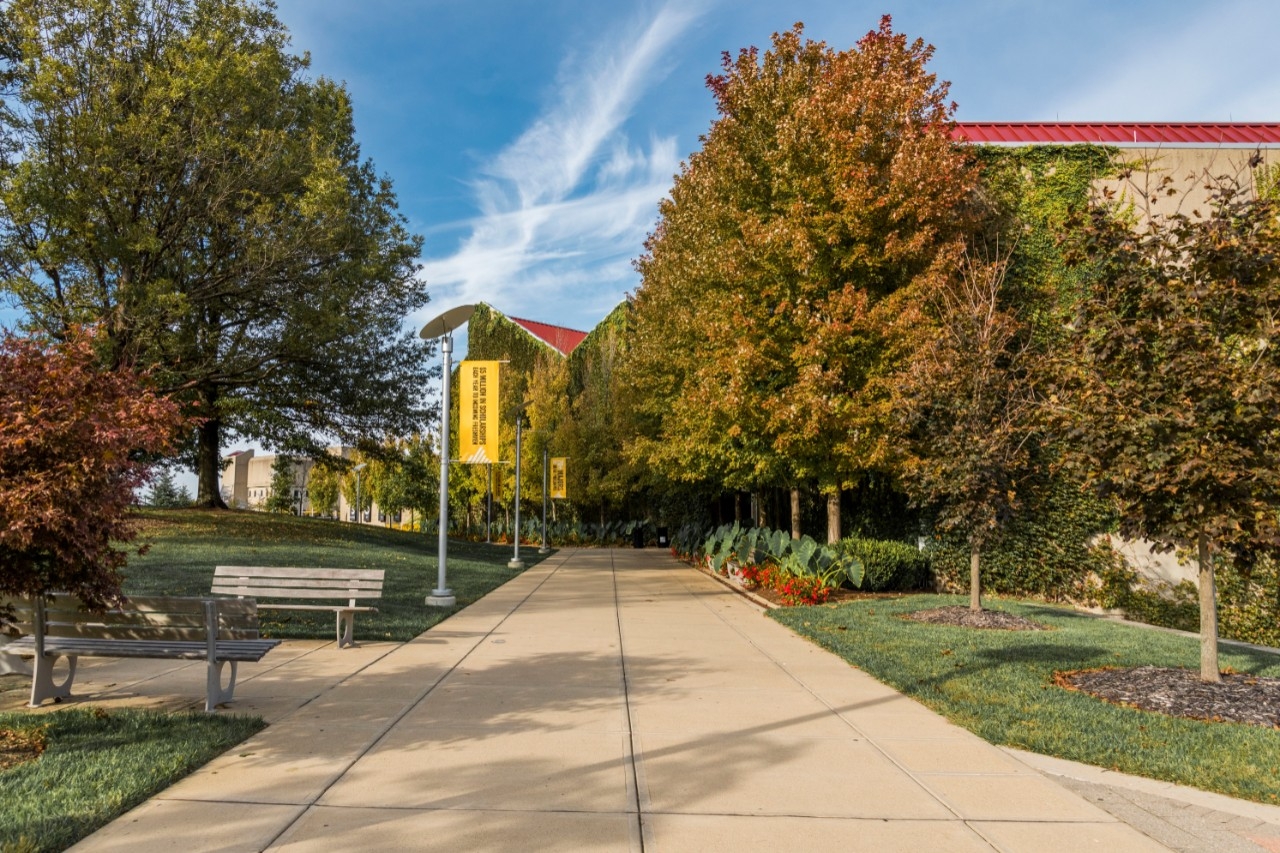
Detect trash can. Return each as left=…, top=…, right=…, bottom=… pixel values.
left=657, top=526, right=669, bottom=548
left=632, top=526, right=646, bottom=548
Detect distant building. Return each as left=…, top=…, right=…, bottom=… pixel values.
left=220, top=446, right=395, bottom=525
left=465, top=302, right=589, bottom=364
left=504, top=313, right=589, bottom=357
left=953, top=122, right=1280, bottom=220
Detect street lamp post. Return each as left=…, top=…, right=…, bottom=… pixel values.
left=420, top=304, right=476, bottom=608
left=486, top=462, right=493, bottom=544
left=353, top=462, right=367, bottom=524
left=539, top=446, right=550, bottom=554
left=509, top=410, right=525, bottom=569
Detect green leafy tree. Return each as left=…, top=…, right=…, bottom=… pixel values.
left=0, top=331, right=184, bottom=609
left=365, top=443, right=413, bottom=526
left=265, top=455, right=298, bottom=514
left=399, top=434, right=439, bottom=532
left=1061, top=165, right=1280, bottom=682
left=626, top=19, right=976, bottom=533
left=564, top=303, right=640, bottom=524
left=306, top=459, right=340, bottom=519
left=0, top=0, right=433, bottom=507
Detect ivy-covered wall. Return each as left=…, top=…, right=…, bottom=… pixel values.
left=927, top=144, right=1122, bottom=601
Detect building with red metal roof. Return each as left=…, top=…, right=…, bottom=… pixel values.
left=507, top=315, right=589, bottom=357
left=953, top=122, right=1280, bottom=221
left=952, top=122, right=1280, bottom=147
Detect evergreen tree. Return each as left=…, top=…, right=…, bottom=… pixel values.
left=146, top=468, right=191, bottom=509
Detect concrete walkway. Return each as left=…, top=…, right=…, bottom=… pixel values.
left=51, top=548, right=1279, bottom=851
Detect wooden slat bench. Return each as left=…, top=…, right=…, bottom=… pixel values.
left=212, top=566, right=385, bottom=648
left=1, top=594, right=279, bottom=712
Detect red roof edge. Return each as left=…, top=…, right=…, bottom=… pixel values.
left=952, top=122, right=1280, bottom=146
left=509, top=316, right=590, bottom=356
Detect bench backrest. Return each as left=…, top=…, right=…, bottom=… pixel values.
left=212, top=566, right=385, bottom=607
left=2, top=594, right=261, bottom=641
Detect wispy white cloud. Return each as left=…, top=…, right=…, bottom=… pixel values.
left=1051, top=0, right=1280, bottom=121
left=418, top=3, right=701, bottom=333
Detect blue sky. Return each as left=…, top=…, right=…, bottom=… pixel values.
left=2, top=0, right=1278, bottom=342
left=266, top=0, right=1280, bottom=345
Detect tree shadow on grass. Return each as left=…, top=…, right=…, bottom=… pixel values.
left=971, top=643, right=1112, bottom=668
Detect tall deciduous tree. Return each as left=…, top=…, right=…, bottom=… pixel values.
left=626, top=19, right=976, bottom=529
left=895, top=251, right=1044, bottom=611
left=1062, top=165, right=1280, bottom=682
left=0, top=0, right=433, bottom=506
left=0, top=331, right=184, bottom=610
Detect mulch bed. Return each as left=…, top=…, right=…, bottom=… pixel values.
left=905, top=605, right=1049, bottom=631
left=1059, top=666, right=1280, bottom=728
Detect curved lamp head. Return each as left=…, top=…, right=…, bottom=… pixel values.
left=419, top=304, right=476, bottom=340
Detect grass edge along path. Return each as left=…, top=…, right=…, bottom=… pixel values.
left=771, top=594, right=1280, bottom=805
left=0, top=707, right=264, bottom=853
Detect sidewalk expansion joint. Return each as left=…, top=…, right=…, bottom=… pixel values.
left=259, top=549, right=580, bottom=851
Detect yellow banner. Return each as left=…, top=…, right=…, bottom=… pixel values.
left=550, top=457, right=567, bottom=499
left=460, top=361, right=500, bottom=463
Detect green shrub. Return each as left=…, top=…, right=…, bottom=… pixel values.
left=928, top=473, right=1116, bottom=601
left=836, top=537, right=929, bottom=591
left=1099, top=551, right=1280, bottom=647
left=1217, top=558, right=1280, bottom=648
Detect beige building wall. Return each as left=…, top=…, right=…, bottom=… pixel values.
left=220, top=446, right=403, bottom=527
left=1094, top=145, right=1279, bottom=223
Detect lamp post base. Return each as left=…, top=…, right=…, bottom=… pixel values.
left=537, top=546, right=550, bottom=554
left=425, top=591, right=456, bottom=607
left=507, top=558, right=525, bottom=570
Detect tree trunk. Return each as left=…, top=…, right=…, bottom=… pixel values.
left=826, top=490, right=841, bottom=544
left=1198, top=532, right=1220, bottom=683
left=970, top=539, right=982, bottom=612
left=195, top=414, right=228, bottom=509
left=734, top=492, right=742, bottom=523
left=790, top=488, right=801, bottom=539
left=754, top=492, right=766, bottom=528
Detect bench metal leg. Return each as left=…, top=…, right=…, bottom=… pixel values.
left=205, top=659, right=238, bottom=712
left=336, top=611, right=355, bottom=648
left=30, top=653, right=77, bottom=707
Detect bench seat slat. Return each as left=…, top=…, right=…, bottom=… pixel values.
left=253, top=604, right=377, bottom=612
left=214, top=567, right=384, bottom=581
left=212, top=576, right=383, bottom=587
left=6, top=636, right=277, bottom=661
left=212, top=566, right=384, bottom=649
left=211, top=585, right=381, bottom=599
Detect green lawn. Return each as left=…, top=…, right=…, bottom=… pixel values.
left=126, top=508, right=548, bottom=642
left=772, top=594, right=1280, bottom=804
left=0, top=708, right=264, bottom=853
left=1, top=509, right=544, bottom=852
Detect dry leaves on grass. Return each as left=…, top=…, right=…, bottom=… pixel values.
left=1059, top=666, right=1280, bottom=728
left=904, top=605, right=1049, bottom=631
left=0, top=725, right=47, bottom=771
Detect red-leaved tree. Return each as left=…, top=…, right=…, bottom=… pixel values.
left=0, top=331, right=185, bottom=611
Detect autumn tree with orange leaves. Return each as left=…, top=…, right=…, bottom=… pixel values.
left=0, top=332, right=185, bottom=611
left=625, top=18, right=977, bottom=540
